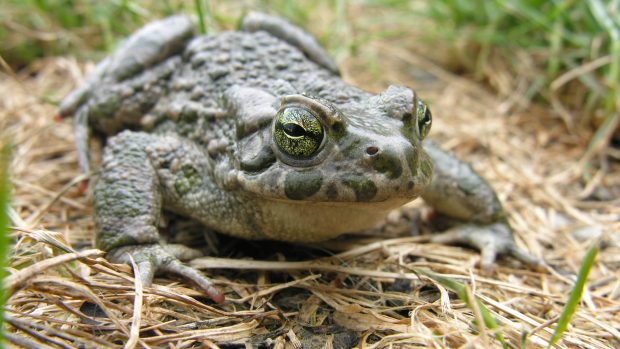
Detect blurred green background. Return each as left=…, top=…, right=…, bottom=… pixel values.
left=1, top=0, right=618, bottom=151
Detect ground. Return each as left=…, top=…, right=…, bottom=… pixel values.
left=1, top=36, right=619, bottom=348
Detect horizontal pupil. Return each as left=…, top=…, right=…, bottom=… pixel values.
left=283, top=123, right=306, bottom=138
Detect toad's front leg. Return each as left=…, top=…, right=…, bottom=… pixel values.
left=421, top=141, right=543, bottom=269
left=95, top=130, right=224, bottom=303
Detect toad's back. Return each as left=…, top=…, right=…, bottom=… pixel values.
left=181, top=31, right=329, bottom=92
left=172, top=30, right=368, bottom=118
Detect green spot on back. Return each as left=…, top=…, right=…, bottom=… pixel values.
left=175, top=164, right=202, bottom=195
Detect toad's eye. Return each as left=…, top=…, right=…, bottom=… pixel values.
left=416, top=99, right=432, bottom=140
left=273, top=107, right=325, bottom=159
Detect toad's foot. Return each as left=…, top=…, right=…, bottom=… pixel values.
left=108, top=244, right=225, bottom=304
left=430, top=222, right=543, bottom=270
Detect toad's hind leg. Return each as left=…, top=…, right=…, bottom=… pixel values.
left=421, top=141, right=543, bottom=269
left=241, top=12, right=339, bottom=74
left=95, top=130, right=224, bottom=303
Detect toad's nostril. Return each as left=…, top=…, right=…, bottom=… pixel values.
left=366, top=146, right=379, bottom=156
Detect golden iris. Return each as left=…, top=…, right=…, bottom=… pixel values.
left=416, top=99, right=432, bottom=140
left=274, top=107, right=324, bottom=159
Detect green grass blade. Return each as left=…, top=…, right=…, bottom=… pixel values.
left=415, top=268, right=509, bottom=349
left=194, top=0, right=207, bottom=34
left=547, top=243, right=599, bottom=348
left=585, top=0, right=620, bottom=156
left=424, top=0, right=618, bottom=155
left=0, top=142, right=11, bottom=347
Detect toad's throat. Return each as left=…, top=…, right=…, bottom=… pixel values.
left=212, top=195, right=414, bottom=243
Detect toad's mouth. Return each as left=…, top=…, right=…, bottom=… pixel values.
left=238, top=163, right=431, bottom=204
left=262, top=194, right=415, bottom=211
left=238, top=168, right=429, bottom=204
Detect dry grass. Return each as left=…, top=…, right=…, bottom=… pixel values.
left=2, top=41, right=619, bottom=348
